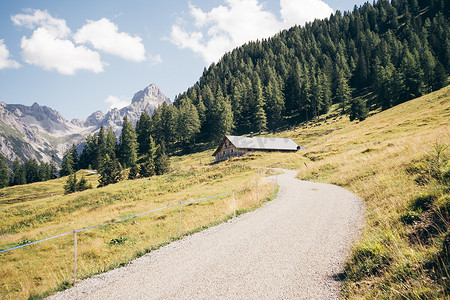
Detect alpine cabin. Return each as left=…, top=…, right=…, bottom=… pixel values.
left=212, top=135, right=304, bottom=162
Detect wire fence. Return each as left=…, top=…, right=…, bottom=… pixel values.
left=1, top=178, right=278, bottom=293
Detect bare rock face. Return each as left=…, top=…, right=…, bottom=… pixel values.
left=131, top=84, right=170, bottom=106
left=95, top=84, right=171, bottom=136
left=72, top=110, right=105, bottom=127
left=0, top=84, right=170, bottom=164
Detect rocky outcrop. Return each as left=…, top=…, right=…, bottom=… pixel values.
left=0, top=84, right=170, bottom=164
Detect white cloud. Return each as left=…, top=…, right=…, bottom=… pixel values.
left=20, top=28, right=104, bottom=75
left=170, top=0, right=334, bottom=64
left=148, top=53, right=162, bottom=66
left=280, top=0, right=335, bottom=27
left=11, top=9, right=70, bottom=38
left=105, top=95, right=130, bottom=110
left=74, top=18, right=146, bottom=62
left=0, top=40, right=21, bottom=69
left=12, top=9, right=104, bottom=75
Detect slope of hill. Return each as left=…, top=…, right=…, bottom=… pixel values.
left=0, top=84, right=170, bottom=163
left=159, top=0, right=449, bottom=149
left=1, top=85, right=448, bottom=299
left=292, top=85, right=450, bottom=298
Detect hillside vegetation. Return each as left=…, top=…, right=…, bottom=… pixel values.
left=1, top=85, right=448, bottom=299
left=148, top=0, right=449, bottom=152
left=294, top=85, right=450, bottom=298
left=0, top=155, right=276, bottom=299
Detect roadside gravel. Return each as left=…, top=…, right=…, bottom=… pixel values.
left=49, top=169, right=364, bottom=299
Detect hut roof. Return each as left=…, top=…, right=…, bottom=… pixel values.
left=212, top=135, right=303, bottom=156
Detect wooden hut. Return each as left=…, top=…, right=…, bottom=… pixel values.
left=212, top=135, right=304, bottom=162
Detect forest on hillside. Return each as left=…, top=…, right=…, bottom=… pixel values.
left=147, top=0, right=448, bottom=150
left=1, top=0, right=449, bottom=187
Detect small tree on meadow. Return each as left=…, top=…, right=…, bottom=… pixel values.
left=64, top=173, right=77, bottom=194
left=155, top=143, right=170, bottom=175
left=98, top=154, right=123, bottom=187
left=76, top=176, right=92, bottom=192
left=349, top=98, right=369, bottom=122
left=0, top=155, right=9, bottom=188
left=65, top=173, right=92, bottom=194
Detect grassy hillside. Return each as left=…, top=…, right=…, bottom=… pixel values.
left=1, top=85, right=448, bottom=299
left=294, top=85, right=450, bottom=298
left=0, top=157, right=276, bottom=299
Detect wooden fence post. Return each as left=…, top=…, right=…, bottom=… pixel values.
left=73, top=229, right=77, bottom=286
left=178, top=201, right=182, bottom=237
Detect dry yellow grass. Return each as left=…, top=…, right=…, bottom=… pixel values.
left=294, top=85, right=450, bottom=298
left=0, top=157, right=276, bottom=299
left=2, top=85, right=448, bottom=299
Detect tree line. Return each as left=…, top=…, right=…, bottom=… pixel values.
left=61, top=115, right=170, bottom=190
left=0, top=155, right=58, bottom=188
left=151, top=0, right=449, bottom=150
left=0, top=114, right=171, bottom=190
left=1, top=0, right=448, bottom=190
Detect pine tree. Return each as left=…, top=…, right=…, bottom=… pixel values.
left=254, top=105, right=267, bottom=134
left=139, top=154, right=155, bottom=178
left=70, top=144, right=79, bottom=171
left=284, top=60, right=302, bottom=115
left=210, top=87, right=234, bottom=142
left=76, top=176, right=92, bottom=192
left=231, top=84, right=244, bottom=133
left=64, top=173, right=92, bottom=194
left=264, top=79, right=285, bottom=130
left=60, top=148, right=75, bottom=176
left=136, top=111, right=152, bottom=156
left=400, top=49, right=425, bottom=100
left=24, top=159, right=39, bottom=183
left=64, top=173, right=77, bottom=194
left=349, top=98, right=369, bottom=121
left=353, top=50, right=368, bottom=89
left=433, top=61, right=448, bottom=90
left=159, top=103, right=179, bottom=149
left=154, top=143, right=170, bottom=175
left=128, top=164, right=139, bottom=180
left=38, top=162, right=52, bottom=181
left=98, top=154, right=123, bottom=187
left=50, top=155, right=58, bottom=179
left=375, top=61, right=398, bottom=109
left=11, top=158, right=26, bottom=186
left=118, top=116, right=138, bottom=169
left=0, top=155, right=9, bottom=188
left=335, top=70, right=351, bottom=113
left=177, top=97, right=200, bottom=146
left=105, top=128, right=117, bottom=158
left=252, top=76, right=267, bottom=133
left=96, top=126, right=107, bottom=166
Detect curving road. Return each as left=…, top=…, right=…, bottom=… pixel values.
left=49, top=169, right=364, bottom=299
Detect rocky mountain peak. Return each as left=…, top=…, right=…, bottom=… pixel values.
left=0, top=83, right=171, bottom=164
left=131, top=84, right=170, bottom=105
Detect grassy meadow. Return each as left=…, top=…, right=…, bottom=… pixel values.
left=293, top=85, right=450, bottom=298
left=0, top=156, right=276, bottom=299
left=1, top=84, right=449, bottom=299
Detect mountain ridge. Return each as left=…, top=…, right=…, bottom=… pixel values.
left=0, top=84, right=170, bottom=164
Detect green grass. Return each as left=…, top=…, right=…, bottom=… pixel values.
left=0, top=170, right=99, bottom=207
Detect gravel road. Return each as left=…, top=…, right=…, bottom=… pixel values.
left=49, top=169, right=364, bottom=299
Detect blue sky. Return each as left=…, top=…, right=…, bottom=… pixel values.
left=0, top=0, right=368, bottom=121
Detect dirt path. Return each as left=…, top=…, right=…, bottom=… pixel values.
left=49, top=169, right=364, bottom=299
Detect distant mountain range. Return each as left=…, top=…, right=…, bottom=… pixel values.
left=0, top=84, right=170, bottom=163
